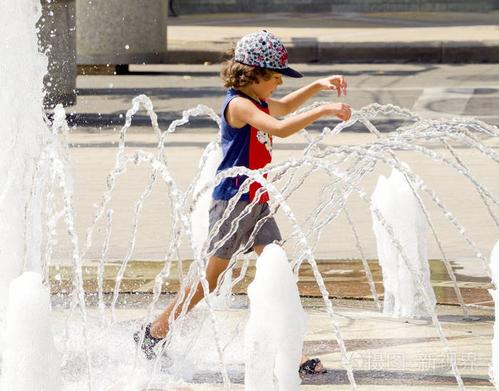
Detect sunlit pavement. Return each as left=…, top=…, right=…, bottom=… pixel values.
left=60, top=64, right=499, bottom=267
left=72, top=63, right=499, bottom=127
left=164, top=12, right=499, bottom=63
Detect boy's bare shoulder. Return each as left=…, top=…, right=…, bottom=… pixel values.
left=226, top=96, right=255, bottom=128
left=229, top=95, right=254, bottom=107
left=227, top=95, right=258, bottom=115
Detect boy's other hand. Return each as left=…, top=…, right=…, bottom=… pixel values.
left=317, top=75, right=348, bottom=97
left=323, top=103, right=352, bottom=122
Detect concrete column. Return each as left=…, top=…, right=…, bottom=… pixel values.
left=38, top=0, right=77, bottom=107
left=76, top=0, right=168, bottom=65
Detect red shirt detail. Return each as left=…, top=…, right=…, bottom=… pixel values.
left=248, top=102, right=272, bottom=203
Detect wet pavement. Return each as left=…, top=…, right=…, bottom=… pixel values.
left=49, top=252, right=497, bottom=389
left=50, top=259, right=494, bottom=308
left=68, top=295, right=494, bottom=390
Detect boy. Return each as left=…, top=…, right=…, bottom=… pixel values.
left=135, top=30, right=351, bottom=374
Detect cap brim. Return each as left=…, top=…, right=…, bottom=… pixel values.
left=273, top=67, right=303, bottom=78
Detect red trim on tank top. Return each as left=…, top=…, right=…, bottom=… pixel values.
left=248, top=103, right=272, bottom=204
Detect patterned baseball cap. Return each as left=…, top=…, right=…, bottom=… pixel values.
left=234, top=30, right=303, bottom=78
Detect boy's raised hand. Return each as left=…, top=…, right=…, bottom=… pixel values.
left=323, top=103, right=352, bottom=122
left=317, top=75, right=348, bottom=97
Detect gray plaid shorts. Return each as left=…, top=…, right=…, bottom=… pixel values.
left=207, top=199, right=282, bottom=259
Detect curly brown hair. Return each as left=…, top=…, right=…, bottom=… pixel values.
left=220, top=49, right=273, bottom=89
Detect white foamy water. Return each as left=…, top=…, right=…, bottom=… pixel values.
left=371, top=168, right=436, bottom=318
left=489, top=240, right=499, bottom=386
left=245, top=244, right=306, bottom=390
left=0, top=0, right=49, bottom=311
left=1, top=272, right=62, bottom=391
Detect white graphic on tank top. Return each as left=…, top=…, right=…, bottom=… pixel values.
left=256, top=130, right=272, bottom=154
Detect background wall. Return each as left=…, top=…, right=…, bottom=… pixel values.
left=173, top=0, right=499, bottom=14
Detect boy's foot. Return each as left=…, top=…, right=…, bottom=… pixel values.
left=133, top=323, right=163, bottom=360
left=299, top=358, right=327, bottom=375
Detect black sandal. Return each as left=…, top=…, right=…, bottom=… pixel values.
left=133, top=323, right=163, bottom=360
left=299, top=358, right=327, bottom=375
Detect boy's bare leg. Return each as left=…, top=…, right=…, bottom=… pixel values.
left=252, top=244, right=266, bottom=256
left=149, top=243, right=324, bottom=372
left=149, top=255, right=229, bottom=338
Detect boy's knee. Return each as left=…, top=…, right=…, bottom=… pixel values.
left=253, top=244, right=265, bottom=256
left=205, top=256, right=230, bottom=291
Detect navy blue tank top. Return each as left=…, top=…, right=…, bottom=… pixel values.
left=212, top=88, right=273, bottom=203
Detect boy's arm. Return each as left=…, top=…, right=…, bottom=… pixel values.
left=229, top=97, right=351, bottom=139
left=268, top=75, right=348, bottom=117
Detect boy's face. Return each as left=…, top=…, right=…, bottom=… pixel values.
left=252, top=72, right=283, bottom=99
